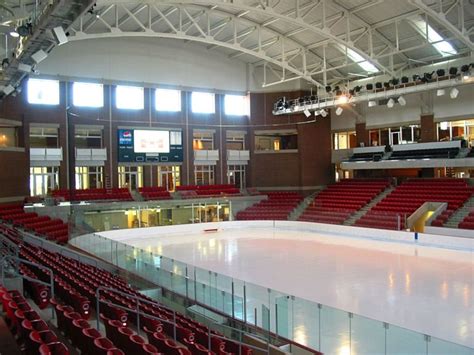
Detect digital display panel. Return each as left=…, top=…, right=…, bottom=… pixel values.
left=133, top=130, right=170, bottom=153
left=118, top=129, right=183, bottom=163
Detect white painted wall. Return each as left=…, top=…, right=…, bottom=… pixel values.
left=38, top=37, right=250, bottom=92
left=433, top=84, right=474, bottom=121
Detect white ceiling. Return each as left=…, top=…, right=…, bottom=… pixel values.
left=65, top=0, right=474, bottom=89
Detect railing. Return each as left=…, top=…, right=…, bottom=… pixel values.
left=96, top=286, right=270, bottom=354
left=0, top=254, right=55, bottom=318
left=70, top=230, right=473, bottom=355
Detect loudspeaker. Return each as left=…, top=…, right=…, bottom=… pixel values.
left=32, top=49, right=48, bottom=64
left=52, top=26, right=68, bottom=45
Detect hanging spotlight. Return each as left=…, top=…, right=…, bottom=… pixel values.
left=387, top=98, right=395, bottom=108
left=325, top=85, right=331, bottom=93
left=450, top=87, right=459, bottom=99
left=354, top=86, right=362, bottom=93
left=461, top=64, right=470, bottom=73
left=16, top=25, right=30, bottom=37
left=338, top=95, right=349, bottom=104
left=375, top=82, right=382, bottom=89
left=398, top=96, right=406, bottom=106
left=335, top=107, right=343, bottom=116
left=401, top=76, right=409, bottom=84
left=412, top=74, right=421, bottom=82
left=449, top=67, right=458, bottom=76
left=436, top=69, right=445, bottom=77
left=303, top=109, right=311, bottom=118
left=366, top=83, right=374, bottom=90
left=320, top=109, right=328, bottom=117
left=368, top=100, right=377, bottom=107
left=391, top=78, right=399, bottom=86
left=383, top=82, right=390, bottom=89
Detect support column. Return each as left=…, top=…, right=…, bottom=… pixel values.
left=420, top=114, right=436, bottom=142
left=355, top=105, right=368, bottom=147
left=420, top=92, right=435, bottom=142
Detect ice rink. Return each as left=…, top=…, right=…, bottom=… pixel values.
left=90, top=222, right=473, bottom=353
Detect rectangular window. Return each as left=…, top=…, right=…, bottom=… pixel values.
left=116, top=85, right=144, bottom=110
left=29, top=126, right=59, bottom=148
left=155, top=89, right=181, bottom=112
left=170, top=131, right=182, bottom=145
left=224, top=94, right=249, bottom=116
left=333, top=131, right=356, bottom=150
left=226, top=131, right=245, bottom=150
left=157, top=165, right=181, bottom=191
left=193, top=131, right=214, bottom=150
left=191, top=92, right=215, bottom=114
left=30, top=166, right=59, bottom=196
left=75, top=166, right=103, bottom=189
left=194, top=165, right=215, bottom=185
left=73, top=82, right=104, bottom=108
left=75, top=127, right=102, bottom=148
left=27, top=79, right=60, bottom=105
left=0, top=127, right=18, bottom=148
left=118, top=166, right=143, bottom=190
left=227, top=164, right=246, bottom=189
left=255, top=131, right=298, bottom=151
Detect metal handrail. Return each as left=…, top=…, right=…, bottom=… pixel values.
left=95, top=286, right=270, bottom=354
left=0, top=254, right=55, bottom=318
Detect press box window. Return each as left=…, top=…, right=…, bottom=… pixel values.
left=30, top=127, right=59, bottom=148
left=75, top=128, right=103, bottom=148
left=255, top=131, right=298, bottom=151
left=193, top=132, right=214, bottom=150
left=0, top=127, right=18, bottom=147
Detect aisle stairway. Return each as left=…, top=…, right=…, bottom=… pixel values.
left=344, top=185, right=395, bottom=226
left=288, top=191, right=320, bottom=221
left=442, top=196, right=474, bottom=228
left=298, top=179, right=390, bottom=225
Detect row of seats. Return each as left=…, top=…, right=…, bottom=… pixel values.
left=236, top=192, right=303, bottom=220
left=1, top=225, right=257, bottom=355
left=388, top=148, right=459, bottom=160
left=138, top=187, right=173, bottom=201
left=458, top=211, right=474, bottom=230
left=354, top=179, right=472, bottom=230
left=348, top=152, right=384, bottom=162
left=52, top=188, right=133, bottom=202
left=299, top=179, right=390, bottom=225
left=178, top=185, right=242, bottom=199
left=0, top=204, right=69, bottom=244
left=1, top=284, right=69, bottom=354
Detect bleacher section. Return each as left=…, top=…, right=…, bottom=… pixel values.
left=138, top=187, right=172, bottom=201
left=348, top=152, right=384, bottom=162
left=388, top=147, right=459, bottom=160
left=1, top=284, right=69, bottom=354
left=0, top=224, right=262, bottom=355
left=0, top=204, right=69, bottom=244
left=458, top=211, right=474, bottom=230
left=177, top=184, right=241, bottom=199
left=52, top=188, right=133, bottom=202
left=236, top=192, right=303, bottom=220
left=354, top=179, right=472, bottom=230
left=298, top=179, right=390, bottom=225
